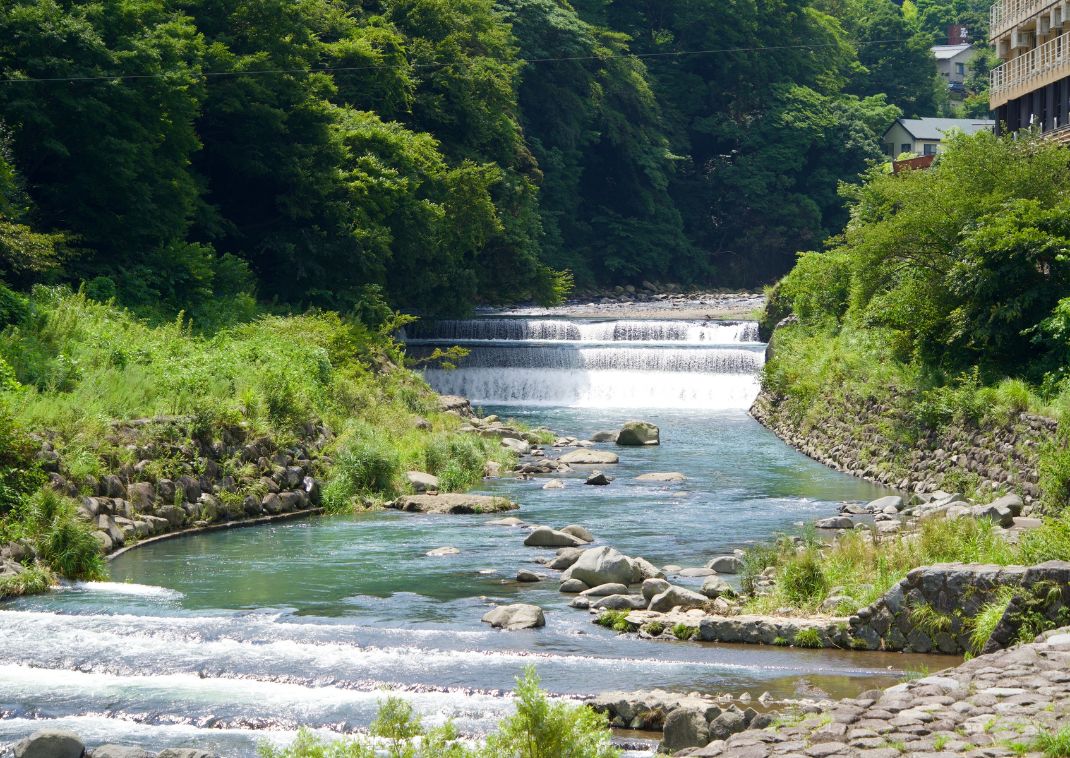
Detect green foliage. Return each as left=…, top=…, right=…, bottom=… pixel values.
left=323, top=423, right=405, bottom=510
left=671, top=623, right=697, bottom=641
left=643, top=621, right=665, bottom=636
left=909, top=602, right=953, bottom=637
left=779, top=549, right=829, bottom=606
left=482, top=667, right=620, bottom=758
left=595, top=610, right=631, bottom=633
left=14, top=489, right=106, bottom=580
left=0, top=402, right=44, bottom=518
left=792, top=628, right=823, bottom=648
left=0, top=564, right=52, bottom=598
left=1033, top=726, right=1070, bottom=758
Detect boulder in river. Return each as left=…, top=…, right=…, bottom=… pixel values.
left=501, top=437, right=531, bottom=455
left=558, top=449, right=620, bottom=465
left=635, top=472, right=686, bottom=482
left=585, top=471, right=613, bottom=486
left=542, top=479, right=565, bottom=490
left=591, top=594, right=647, bottom=611
left=580, top=582, right=630, bottom=597
left=524, top=526, right=586, bottom=548
left=678, top=567, right=715, bottom=578
left=14, top=730, right=85, bottom=758
left=616, top=421, right=660, bottom=446
left=660, top=708, right=709, bottom=753
left=517, top=569, right=543, bottom=583
left=630, top=556, right=665, bottom=582
left=157, top=750, right=221, bottom=758
left=590, top=431, right=618, bottom=442
left=481, top=604, right=546, bottom=630
left=389, top=493, right=517, bottom=514
left=547, top=546, right=585, bottom=570
left=642, top=578, right=671, bottom=601
left=815, top=515, right=854, bottom=530
left=559, top=578, right=589, bottom=593
left=705, top=555, right=743, bottom=574
left=405, top=471, right=439, bottom=493
left=868, top=495, right=903, bottom=513
left=560, top=524, right=594, bottom=542
left=91, top=746, right=155, bottom=758
left=486, top=517, right=526, bottom=527
left=648, top=584, right=709, bottom=613
left=567, top=546, right=635, bottom=587
left=426, top=546, right=460, bottom=557
left=700, top=576, right=736, bottom=599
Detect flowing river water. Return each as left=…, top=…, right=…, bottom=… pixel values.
left=0, top=315, right=936, bottom=756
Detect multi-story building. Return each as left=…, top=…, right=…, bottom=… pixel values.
left=990, top=0, right=1070, bottom=139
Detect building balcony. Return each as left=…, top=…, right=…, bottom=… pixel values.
left=991, top=29, right=1070, bottom=106
left=990, top=0, right=1062, bottom=42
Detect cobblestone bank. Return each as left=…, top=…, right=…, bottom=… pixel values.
left=677, top=626, right=1070, bottom=756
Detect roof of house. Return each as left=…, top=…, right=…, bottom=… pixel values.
left=931, top=43, right=974, bottom=60
left=885, top=117, right=995, bottom=141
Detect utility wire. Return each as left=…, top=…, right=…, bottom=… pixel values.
left=0, top=38, right=911, bottom=84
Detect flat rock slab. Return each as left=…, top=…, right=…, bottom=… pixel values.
left=636, top=472, right=687, bottom=482
left=558, top=449, right=620, bottom=465
left=390, top=494, right=517, bottom=514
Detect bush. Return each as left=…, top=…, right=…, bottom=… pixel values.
left=778, top=549, right=828, bottom=606
left=0, top=564, right=52, bottom=597
left=792, top=628, right=823, bottom=648
left=19, top=489, right=105, bottom=580
left=0, top=403, right=45, bottom=518
left=260, top=667, right=619, bottom=758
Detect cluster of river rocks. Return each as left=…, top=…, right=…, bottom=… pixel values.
left=10, top=731, right=215, bottom=758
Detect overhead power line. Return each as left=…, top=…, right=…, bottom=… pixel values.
left=0, top=38, right=911, bottom=85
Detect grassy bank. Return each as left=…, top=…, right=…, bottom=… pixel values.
left=0, top=286, right=513, bottom=592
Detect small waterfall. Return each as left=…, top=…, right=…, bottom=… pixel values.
left=413, top=318, right=764, bottom=409
left=405, top=319, right=760, bottom=343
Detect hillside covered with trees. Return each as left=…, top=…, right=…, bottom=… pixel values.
left=0, top=0, right=970, bottom=320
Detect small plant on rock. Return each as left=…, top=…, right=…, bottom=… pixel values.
left=671, top=623, right=697, bottom=640
left=1033, top=726, right=1070, bottom=758
left=595, top=611, right=631, bottom=633
left=792, top=628, right=823, bottom=648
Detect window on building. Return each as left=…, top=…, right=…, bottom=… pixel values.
left=956, top=62, right=966, bottom=75
left=901, top=143, right=912, bottom=154
left=923, top=143, right=938, bottom=156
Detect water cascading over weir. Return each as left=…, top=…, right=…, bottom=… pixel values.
left=405, top=318, right=764, bottom=409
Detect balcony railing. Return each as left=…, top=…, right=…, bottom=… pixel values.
left=991, top=29, right=1070, bottom=102
left=990, top=0, right=1060, bottom=40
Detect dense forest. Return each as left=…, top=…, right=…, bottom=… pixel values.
left=0, top=0, right=989, bottom=320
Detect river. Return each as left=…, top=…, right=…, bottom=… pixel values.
left=0, top=314, right=932, bottom=756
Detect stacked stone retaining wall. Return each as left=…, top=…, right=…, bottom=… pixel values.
left=751, top=389, right=1054, bottom=509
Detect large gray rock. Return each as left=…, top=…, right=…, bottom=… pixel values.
left=590, top=431, right=618, bottom=442
left=700, top=576, right=736, bottom=599
left=126, top=482, right=155, bottom=510
left=660, top=708, right=709, bottom=753
left=630, top=556, right=665, bottom=582
left=501, top=437, right=531, bottom=455
left=705, top=555, right=743, bottom=574
left=546, top=547, right=585, bottom=570
left=558, top=449, right=620, bottom=465
left=642, top=578, right=671, bottom=601
left=987, top=493, right=1024, bottom=517
left=616, top=421, right=660, bottom=447
left=585, top=471, right=613, bottom=486
left=523, top=526, right=586, bottom=548
left=90, top=746, right=154, bottom=758
left=591, top=594, right=648, bottom=611
left=868, top=495, right=903, bottom=513
left=14, top=730, right=85, bottom=758
left=389, top=494, right=517, bottom=514
left=648, top=585, right=709, bottom=613
left=971, top=502, right=1015, bottom=528
left=816, top=515, right=854, bottom=530
left=580, top=582, right=629, bottom=597
left=635, top=472, right=686, bottom=482
left=559, top=524, right=594, bottom=543
left=568, top=546, right=635, bottom=587
left=559, top=578, right=589, bottom=593
left=707, top=709, right=747, bottom=740
left=405, top=471, right=439, bottom=493
left=481, top=603, right=546, bottom=630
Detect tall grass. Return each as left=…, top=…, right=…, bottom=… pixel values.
left=744, top=515, right=1069, bottom=615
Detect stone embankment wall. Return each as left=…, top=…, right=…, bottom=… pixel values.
left=846, top=561, right=1070, bottom=655
left=1, top=417, right=330, bottom=581
left=750, top=389, right=1055, bottom=509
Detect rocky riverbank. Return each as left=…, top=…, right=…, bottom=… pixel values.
left=751, top=388, right=1053, bottom=511
left=668, top=625, right=1070, bottom=756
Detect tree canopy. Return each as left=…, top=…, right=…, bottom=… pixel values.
left=0, top=0, right=945, bottom=317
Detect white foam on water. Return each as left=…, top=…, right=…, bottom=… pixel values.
left=406, top=319, right=760, bottom=344
left=59, top=581, right=185, bottom=599
left=424, top=368, right=762, bottom=409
